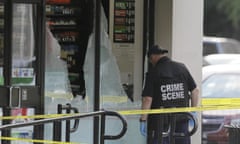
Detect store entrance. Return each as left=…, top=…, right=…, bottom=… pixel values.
left=0, top=1, right=45, bottom=143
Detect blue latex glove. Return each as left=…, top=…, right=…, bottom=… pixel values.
left=140, top=121, right=147, bottom=137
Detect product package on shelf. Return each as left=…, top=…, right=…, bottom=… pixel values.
left=46, top=0, right=93, bottom=97
left=11, top=108, right=34, bottom=144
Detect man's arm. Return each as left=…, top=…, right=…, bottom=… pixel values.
left=140, top=96, right=152, bottom=121
left=190, top=87, right=199, bottom=107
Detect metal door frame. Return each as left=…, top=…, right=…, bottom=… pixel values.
left=1, top=0, right=45, bottom=143
left=93, top=0, right=101, bottom=143
left=143, top=0, right=155, bottom=73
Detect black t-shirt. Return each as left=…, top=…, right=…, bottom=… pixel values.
left=142, top=56, right=197, bottom=109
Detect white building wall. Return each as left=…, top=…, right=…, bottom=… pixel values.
left=155, top=0, right=173, bottom=55
left=110, top=0, right=144, bottom=100
left=172, top=0, right=203, bottom=87
left=155, top=0, right=202, bottom=88
left=155, top=0, right=203, bottom=143
left=171, top=1, right=203, bottom=144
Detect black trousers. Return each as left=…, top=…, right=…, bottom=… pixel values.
left=147, top=114, right=190, bottom=144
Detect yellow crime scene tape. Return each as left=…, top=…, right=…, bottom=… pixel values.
left=202, top=98, right=240, bottom=106
left=0, top=98, right=240, bottom=143
left=119, top=98, right=240, bottom=115
left=0, top=136, right=81, bottom=144
left=0, top=113, right=70, bottom=120
left=0, top=98, right=239, bottom=119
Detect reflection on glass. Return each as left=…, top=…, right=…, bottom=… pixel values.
left=11, top=4, right=35, bottom=86
left=0, top=3, right=3, bottom=86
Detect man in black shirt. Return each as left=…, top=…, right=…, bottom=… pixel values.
left=139, top=45, right=199, bottom=144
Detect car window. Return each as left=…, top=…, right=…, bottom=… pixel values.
left=203, top=38, right=240, bottom=56
left=221, top=41, right=240, bottom=53
left=203, top=54, right=240, bottom=65
left=203, top=42, right=218, bottom=56
left=202, top=74, right=240, bottom=98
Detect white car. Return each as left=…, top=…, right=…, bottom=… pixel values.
left=203, top=36, right=240, bottom=56
left=202, top=64, right=240, bottom=144
left=203, top=54, right=240, bottom=66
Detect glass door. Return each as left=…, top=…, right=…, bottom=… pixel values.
left=0, top=1, right=45, bottom=144
left=10, top=3, right=38, bottom=143
left=12, top=3, right=36, bottom=86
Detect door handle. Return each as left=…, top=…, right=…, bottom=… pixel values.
left=9, top=86, right=21, bottom=108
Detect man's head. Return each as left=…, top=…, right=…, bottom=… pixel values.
left=147, top=45, right=168, bottom=65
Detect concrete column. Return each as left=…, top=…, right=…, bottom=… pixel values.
left=155, top=0, right=203, bottom=143
left=155, top=0, right=173, bottom=55
left=171, top=1, right=203, bottom=144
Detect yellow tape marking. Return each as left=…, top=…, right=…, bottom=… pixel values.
left=101, top=96, right=128, bottom=103
left=118, top=105, right=240, bottom=115
left=202, top=98, right=240, bottom=106
left=0, top=113, right=71, bottom=120
left=0, top=136, right=82, bottom=144
left=0, top=98, right=239, bottom=144
left=0, top=105, right=239, bottom=119
left=0, top=98, right=239, bottom=119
